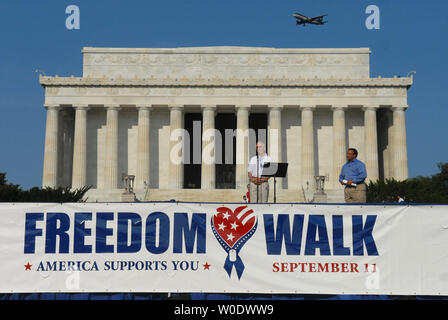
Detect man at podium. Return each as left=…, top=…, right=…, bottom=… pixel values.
left=247, top=141, right=272, bottom=203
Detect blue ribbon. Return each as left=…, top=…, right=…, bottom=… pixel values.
left=224, top=250, right=245, bottom=280
left=211, top=218, right=258, bottom=280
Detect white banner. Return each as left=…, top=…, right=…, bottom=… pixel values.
left=0, top=202, right=447, bottom=295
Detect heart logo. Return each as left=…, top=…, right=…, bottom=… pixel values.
left=211, top=206, right=258, bottom=279
left=212, top=206, right=256, bottom=248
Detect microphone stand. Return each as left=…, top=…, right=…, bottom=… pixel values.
left=256, top=151, right=259, bottom=203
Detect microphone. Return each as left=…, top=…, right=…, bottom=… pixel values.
left=256, top=147, right=259, bottom=202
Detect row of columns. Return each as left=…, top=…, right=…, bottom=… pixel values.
left=329, top=105, right=408, bottom=187
left=42, top=104, right=408, bottom=190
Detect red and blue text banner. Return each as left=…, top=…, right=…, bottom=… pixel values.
left=1, top=202, right=447, bottom=295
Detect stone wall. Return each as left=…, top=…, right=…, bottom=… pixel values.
left=82, top=47, right=371, bottom=80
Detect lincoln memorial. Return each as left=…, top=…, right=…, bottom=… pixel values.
left=39, top=46, right=412, bottom=202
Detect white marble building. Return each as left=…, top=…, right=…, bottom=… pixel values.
left=40, top=47, right=412, bottom=202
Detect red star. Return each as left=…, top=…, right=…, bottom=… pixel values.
left=24, top=262, right=32, bottom=271
left=203, top=262, right=211, bottom=270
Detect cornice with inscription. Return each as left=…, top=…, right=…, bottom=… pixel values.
left=40, top=75, right=413, bottom=88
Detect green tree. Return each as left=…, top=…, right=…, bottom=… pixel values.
left=0, top=173, right=90, bottom=202
left=0, top=172, right=6, bottom=185
left=367, top=162, right=448, bottom=204
left=431, top=162, right=448, bottom=198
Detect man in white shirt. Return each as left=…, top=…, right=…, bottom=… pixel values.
left=247, top=141, right=272, bottom=203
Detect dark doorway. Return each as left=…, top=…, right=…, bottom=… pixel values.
left=183, top=113, right=202, bottom=189
left=215, top=113, right=236, bottom=189
left=249, top=113, right=268, bottom=159
left=214, top=112, right=268, bottom=189
left=183, top=112, right=268, bottom=189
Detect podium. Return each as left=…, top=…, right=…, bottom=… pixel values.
left=261, top=162, right=288, bottom=203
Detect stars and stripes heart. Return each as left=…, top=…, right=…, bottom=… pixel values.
left=211, top=206, right=258, bottom=279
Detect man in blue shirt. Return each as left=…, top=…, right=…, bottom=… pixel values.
left=339, top=148, right=367, bottom=203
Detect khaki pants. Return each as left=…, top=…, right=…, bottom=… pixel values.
left=250, top=181, right=269, bottom=203
left=344, top=183, right=366, bottom=203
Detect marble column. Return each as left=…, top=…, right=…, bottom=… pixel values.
left=301, top=106, right=315, bottom=191
left=168, top=105, right=184, bottom=189
left=235, top=105, right=250, bottom=189
left=61, top=110, right=74, bottom=187
left=201, top=105, right=216, bottom=190
left=42, top=105, right=60, bottom=188
left=363, top=106, right=379, bottom=183
left=103, top=105, right=120, bottom=189
left=391, top=106, right=408, bottom=181
left=268, top=106, right=282, bottom=189
left=384, top=109, right=394, bottom=179
left=136, top=105, right=151, bottom=190
left=57, top=110, right=65, bottom=188
left=268, top=106, right=282, bottom=162
left=71, top=105, right=89, bottom=189
left=332, top=106, right=346, bottom=188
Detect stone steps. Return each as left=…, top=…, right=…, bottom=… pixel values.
left=84, top=188, right=345, bottom=203
left=144, top=188, right=306, bottom=203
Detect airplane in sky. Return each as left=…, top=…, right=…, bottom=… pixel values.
left=293, top=13, right=327, bottom=26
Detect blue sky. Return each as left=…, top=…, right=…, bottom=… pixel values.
left=0, top=0, right=447, bottom=188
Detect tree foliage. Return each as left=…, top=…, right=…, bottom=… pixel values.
left=0, top=173, right=90, bottom=202
left=0, top=172, right=6, bottom=185
left=366, top=163, right=448, bottom=204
